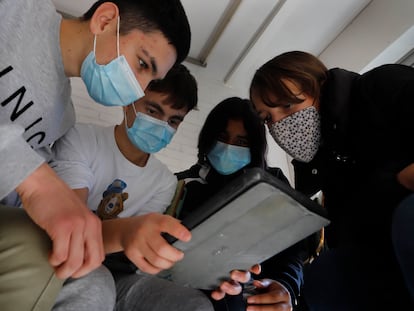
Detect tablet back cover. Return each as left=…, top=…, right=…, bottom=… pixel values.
left=159, top=168, right=329, bottom=289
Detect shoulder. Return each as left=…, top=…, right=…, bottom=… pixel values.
left=175, top=163, right=203, bottom=180
left=63, top=123, right=101, bottom=142
left=54, top=123, right=110, bottom=155
left=148, top=156, right=176, bottom=181
left=358, top=64, right=414, bottom=92
left=363, top=64, right=414, bottom=77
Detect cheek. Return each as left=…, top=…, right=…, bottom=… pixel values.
left=136, top=74, right=153, bottom=91
left=272, top=111, right=290, bottom=122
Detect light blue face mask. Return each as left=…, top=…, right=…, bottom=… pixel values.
left=207, top=141, right=251, bottom=175
left=125, top=106, right=176, bottom=154
left=81, top=17, right=145, bottom=107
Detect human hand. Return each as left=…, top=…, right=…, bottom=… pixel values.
left=211, top=264, right=292, bottom=310
left=244, top=279, right=293, bottom=311
left=211, top=264, right=261, bottom=300
left=397, top=163, right=414, bottom=190
left=17, top=163, right=105, bottom=279
left=111, top=213, right=191, bottom=274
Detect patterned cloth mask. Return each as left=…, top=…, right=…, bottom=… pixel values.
left=207, top=141, right=251, bottom=175
left=125, top=107, right=176, bottom=153
left=268, top=106, right=321, bottom=163
left=81, top=17, right=145, bottom=107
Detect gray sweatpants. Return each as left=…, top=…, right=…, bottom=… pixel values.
left=52, top=266, right=214, bottom=311
left=114, top=271, right=214, bottom=311
left=52, top=265, right=116, bottom=311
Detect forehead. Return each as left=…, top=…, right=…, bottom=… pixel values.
left=139, top=91, right=188, bottom=115
left=126, top=29, right=177, bottom=79
left=282, top=78, right=301, bottom=94
left=225, top=119, right=247, bottom=135
left=251, top=78, right=301, bottom=109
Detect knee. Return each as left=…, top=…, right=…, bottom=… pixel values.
left=78, top=265, right=116, bottom=301
left=54, top=266, right=116, bottom=311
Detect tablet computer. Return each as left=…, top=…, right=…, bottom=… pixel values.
left=158, top=168, right=330, bottom=289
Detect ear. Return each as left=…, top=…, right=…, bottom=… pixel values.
left=89, top=2, right=119, bottom=35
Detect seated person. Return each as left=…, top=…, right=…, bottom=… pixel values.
left=176, top=97, right=310, bottom=311
left=51, top=65, right=214, bottom=311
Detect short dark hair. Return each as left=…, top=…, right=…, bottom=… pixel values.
left=198, top=97, right=267, bottom=169
left=147, top=64, right=198, bottom=112
left=82, top=0, right=191, bottom=64
left=250, top=51, right=328, bottom=108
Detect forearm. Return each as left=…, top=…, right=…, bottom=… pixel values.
left=102, top=218, right=127, bottom=254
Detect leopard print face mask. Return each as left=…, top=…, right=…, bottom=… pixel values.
left=268, top=106, right=321, bottom=163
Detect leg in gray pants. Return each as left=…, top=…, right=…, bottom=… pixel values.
left=53, top=265, right=116, bottom=311
left=114, top=271, right=214, bottom=311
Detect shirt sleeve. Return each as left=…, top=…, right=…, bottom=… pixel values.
left=50, top=125, right=95, bottom=191
left=138, top=170, right=177, bottom=215
left=0, top=123, right=44, bottom=200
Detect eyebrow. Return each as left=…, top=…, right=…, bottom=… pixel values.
left=146, top=101, right=185, bottom=122
left=145, top=101, right=163, bottom=114
left=223, top=130, right=249, bottom=141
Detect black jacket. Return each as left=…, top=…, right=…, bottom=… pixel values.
left=293, top=64, right=414, bottom=248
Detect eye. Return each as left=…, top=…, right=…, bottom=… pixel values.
left=217, top=132, right=228, bottom=143
left=282, top=103, right=293, bottom=109
left=146, top=107, right=157, bottom=115
left=138, top=58, right=149, bottom=69
left=168, top=119, right=181, bottom=128
left=235, top=138, right=249, bottom=147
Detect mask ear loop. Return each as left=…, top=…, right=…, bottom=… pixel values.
left=93, top=35, right=97, bottom=54
left=124, top=103, right=138, bottom=130
left=116, top=16, right=120, bottom=57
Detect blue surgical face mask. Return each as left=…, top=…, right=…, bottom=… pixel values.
left=81, top=17, right=145, bottom=107
left=207, top=141, right=251, bottom=175
left=125, top=106, right=176, bottom=154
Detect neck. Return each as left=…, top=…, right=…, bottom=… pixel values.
left=60, top=18, right=94, bottom=77
left=114, top=124, right=149, bottom=167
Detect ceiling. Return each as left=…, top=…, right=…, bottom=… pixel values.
left=51, top=0, right=414, bottom=176
left=53, top=0, right=414, bottom=93
left=53, top=0, right=372, bottom=84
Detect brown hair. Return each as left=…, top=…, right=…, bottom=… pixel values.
left=250, top=51, right=328, bottom=107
